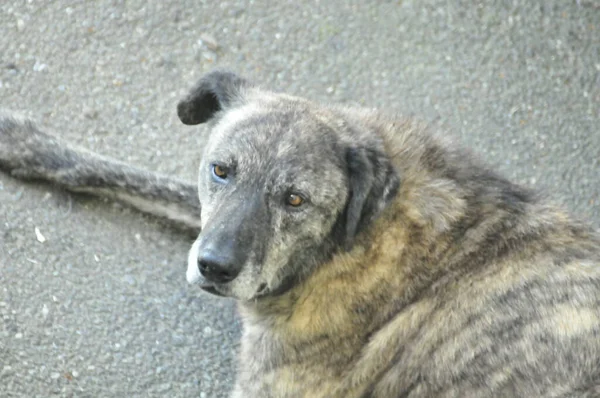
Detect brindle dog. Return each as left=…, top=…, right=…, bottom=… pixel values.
left=1, top=72, right=599, bottom=397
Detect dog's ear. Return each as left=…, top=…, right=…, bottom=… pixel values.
left=177, top=70, right=249, bottom=125
left=342, top=146, right=400, bottom=250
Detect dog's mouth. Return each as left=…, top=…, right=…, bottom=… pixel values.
left=199, top=283, right=227, bottom=297
left=199, top=281, right=270, bottom=300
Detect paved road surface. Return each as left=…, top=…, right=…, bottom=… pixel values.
left=1, top=1, right=598, bottom=397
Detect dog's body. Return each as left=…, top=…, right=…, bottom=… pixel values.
left=1, top=72, right=600, bottom=397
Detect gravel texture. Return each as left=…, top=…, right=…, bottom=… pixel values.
left=0, top=1, right=598, bottom=397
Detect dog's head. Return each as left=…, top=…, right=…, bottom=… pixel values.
left=180, top=71, right=399, bottom=300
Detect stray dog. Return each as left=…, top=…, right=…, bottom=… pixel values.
left=1, top=71, right=600, bottom=397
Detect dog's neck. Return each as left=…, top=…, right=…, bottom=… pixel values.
left=235, top=123, right=531, bottom=370
left=235, top=131, right=536, bottom=354
left=237, top=191, right=444, bottom=348
left=237, top=132, right=472, bottom=336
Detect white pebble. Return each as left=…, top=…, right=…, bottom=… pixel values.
left=200, top=33, right=218, bottom=50
left=33, top=61, right=48, bottom=72
left=35, top=227, right=46, bottom=243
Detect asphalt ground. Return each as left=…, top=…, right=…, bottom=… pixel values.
left=0, top=1, right=598, bottom=397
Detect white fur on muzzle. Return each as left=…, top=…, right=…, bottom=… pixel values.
left=186, top=239, right=202, bottom=284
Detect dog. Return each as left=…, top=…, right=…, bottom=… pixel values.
left=1, top=71, right=600, bottom=397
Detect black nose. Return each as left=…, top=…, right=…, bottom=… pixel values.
left=197, top=252, right=241, bottom=284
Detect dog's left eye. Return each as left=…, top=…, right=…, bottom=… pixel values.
left=286, top=193, right=305, bottom=207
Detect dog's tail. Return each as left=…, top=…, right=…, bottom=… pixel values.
left=0, top=112, right=202, bottom=230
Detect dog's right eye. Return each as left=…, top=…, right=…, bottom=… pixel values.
left=211, top=164, right=229, bottom=180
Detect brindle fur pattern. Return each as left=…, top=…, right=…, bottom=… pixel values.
left=1, top=72, right=600, bottom=397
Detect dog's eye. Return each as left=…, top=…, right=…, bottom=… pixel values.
left=286, top=193, right=305, bottom=207
left=212, top=164, right=229, bottom=180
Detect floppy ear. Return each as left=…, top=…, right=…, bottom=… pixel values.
left=342, top=146, right=400, bottom=250
left=177, top=70, right=249, bottom=125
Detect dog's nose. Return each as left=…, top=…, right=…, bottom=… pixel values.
left=197, top=252, right=240, bottom=284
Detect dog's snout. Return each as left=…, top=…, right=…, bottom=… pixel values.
left=197, top=252, right=241, bottom=284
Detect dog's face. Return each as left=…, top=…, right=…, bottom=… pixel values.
left=180, top=72, right=399, bottom=301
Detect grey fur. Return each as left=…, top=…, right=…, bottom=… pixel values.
left=1, top=72, right=600, bottom=397
left=0, top=112, right=201, bottom=230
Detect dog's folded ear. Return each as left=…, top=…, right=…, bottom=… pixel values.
left=177, top=70, right=249, bottom=125
left=342, top=146, right=400, bottom=250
